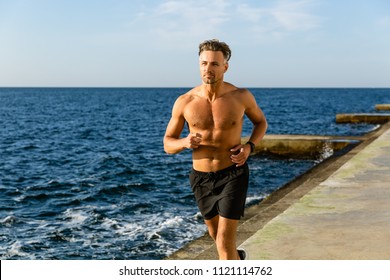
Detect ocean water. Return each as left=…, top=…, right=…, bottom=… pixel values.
left=1, top=87, right=389, bottom=260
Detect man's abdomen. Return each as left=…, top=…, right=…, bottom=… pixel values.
left=192, top=144, right=238, bottom=172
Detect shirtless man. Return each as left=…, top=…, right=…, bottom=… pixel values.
left=164, top=39, right=267, bottom=260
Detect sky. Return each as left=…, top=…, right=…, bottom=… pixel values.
left=0, top=0, right=389, bottom=87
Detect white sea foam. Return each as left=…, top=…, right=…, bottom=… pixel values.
left=101, top=217, right=119, bottom=229
left=160, top=216, right=184, bottom=227
left=106, top=212, right=205, bottom=252
left=316, top=142, right=334, bottom=163
left=369, top=124, right=381, bottom=132
left=1, top=215, right=17, bottom=226
left=246, top=194, right=266, bottom=205
left=249, top=165, right=265, bottom=171
left=14, top=195, right=25, bottom=202
left=3, top=241, right=34, bottom=259
left=113, top=220, right=145, bottom=238
left=63, top=208, right=89, bottom=225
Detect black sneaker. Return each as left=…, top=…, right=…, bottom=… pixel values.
left=237, top=248, right=247, bottom=260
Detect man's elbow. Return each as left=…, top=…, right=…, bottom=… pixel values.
left=163, top=140, right=170, bottom=154
left=164, top=146, right=175, bottom=154
left=263, top=118, right=268, bottom=131
left=164, top=147, right=181, bottom=155
left=163, top=137, right=175, bottom=154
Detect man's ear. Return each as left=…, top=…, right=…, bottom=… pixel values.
left=224, top=62, right=229, bottom=73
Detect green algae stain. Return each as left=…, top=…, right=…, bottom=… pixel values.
left=251, top=220, right=294, bottom=248
left=248, top=220, right=295, bottom=259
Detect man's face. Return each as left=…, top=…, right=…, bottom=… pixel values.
left=199, top=50, right=228, bottom=85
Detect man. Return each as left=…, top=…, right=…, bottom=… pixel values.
left=164, top=39, right=267, bottom=260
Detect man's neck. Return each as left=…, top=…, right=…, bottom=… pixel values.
left=201, top=81, right=224, bottom=102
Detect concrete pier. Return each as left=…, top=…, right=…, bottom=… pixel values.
left=242, top=135, right=361, bottom=158
left=375, top=104, right=390, bottom=111
left=336, top=113, right=390, bottom=124
left=167, top=121, right=390, bottom=260
left=240, top=122, right=390, bottom=259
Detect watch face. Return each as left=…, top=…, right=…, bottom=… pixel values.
left=247, top=142, right=255, bottom=152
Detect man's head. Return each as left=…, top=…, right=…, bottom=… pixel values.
left=198, top=39, right=231, bottom=85
left=198, top=39, right=231, bottom=62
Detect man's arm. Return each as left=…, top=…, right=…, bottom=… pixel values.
left=163, top=96, right=202, bottom=154
left=230, top=90, right=267, bottom=166
left=244, top=90, right=268, bottom=146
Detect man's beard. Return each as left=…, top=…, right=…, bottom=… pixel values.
left=202, top=75, right=217, bottom=84
left=204, top=78, right=215, bottom=84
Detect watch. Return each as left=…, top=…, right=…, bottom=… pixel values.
left=246, top=141, right=255, bottom=153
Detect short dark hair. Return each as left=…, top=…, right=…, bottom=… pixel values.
left=198, top=39, right=231, bottom=62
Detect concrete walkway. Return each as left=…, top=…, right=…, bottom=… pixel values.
left=240, top=124, right=390, bottom=259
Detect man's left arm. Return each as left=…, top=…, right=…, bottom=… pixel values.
left=244, top=90, right=268, bottom=147
left=230, top=90, right=267, bottom=166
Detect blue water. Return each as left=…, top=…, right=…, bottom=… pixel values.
left=1, top=87, right=389, bottom=259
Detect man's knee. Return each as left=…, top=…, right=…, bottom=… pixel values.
left=215, top=231, right=235, bottom=250
left=205, top=215, right=220, bottom=241
left=208, top=228, right=217, bottom=241
left=216, top=235, right=228, bottom=251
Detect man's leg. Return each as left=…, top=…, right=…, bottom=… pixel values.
left=204, top=215, right=219, bottom=241
left=215, top=217, right=240, bottom=260
left=205, top=216, right=240, bottom=260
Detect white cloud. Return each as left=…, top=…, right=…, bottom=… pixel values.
left=126, top=0, right=321, bottom=49
left=276, top=0, right=320, bottom=29
left=237, top=0, right=320, bottom=40
left=156, top=0, right=230, bottom=25
left=145, top=0, right=231, bottom=44
left=126, top=0, right=321, bottom=37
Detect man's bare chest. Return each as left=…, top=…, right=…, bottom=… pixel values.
left=184, top=100, right=244, bottom=130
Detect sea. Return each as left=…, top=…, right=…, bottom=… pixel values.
left=1, top=87, right=389, bottom=260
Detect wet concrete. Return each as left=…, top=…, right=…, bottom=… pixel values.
left=336, top=113, right=390, bottom=124
left=242, top=135, right=362, bottom=158
left=167, top=121, right=390, bottom=260
left=376, top=104, right=390, bottom=111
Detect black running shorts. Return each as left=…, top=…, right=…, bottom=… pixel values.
left=189, top=163, right=249, bottom=220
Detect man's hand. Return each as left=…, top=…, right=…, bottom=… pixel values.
left=184, top=133, right=202, bottom=149
left=230, top=144, right=251, bottom=167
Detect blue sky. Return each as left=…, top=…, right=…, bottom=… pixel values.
left=0, top=0, right=389, bottom=87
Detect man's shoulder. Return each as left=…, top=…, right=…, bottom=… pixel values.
left=223, top=82, right=248, bottom=93
left=173, top=88, right=199, bottom=110
left=225, top=85, right=256, bottom=108
left=177, top=88, right=197, bottom=102
left=225, top=84, right=252, bottom=98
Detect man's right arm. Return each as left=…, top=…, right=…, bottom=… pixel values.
left=163, top=96, right=202, bottom=154
left=164, top=96, right=186, bottom=154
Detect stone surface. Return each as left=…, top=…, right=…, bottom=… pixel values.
left=240, top=124, right=390, bottom=259
left=336, top=114, right=390, bottom=124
